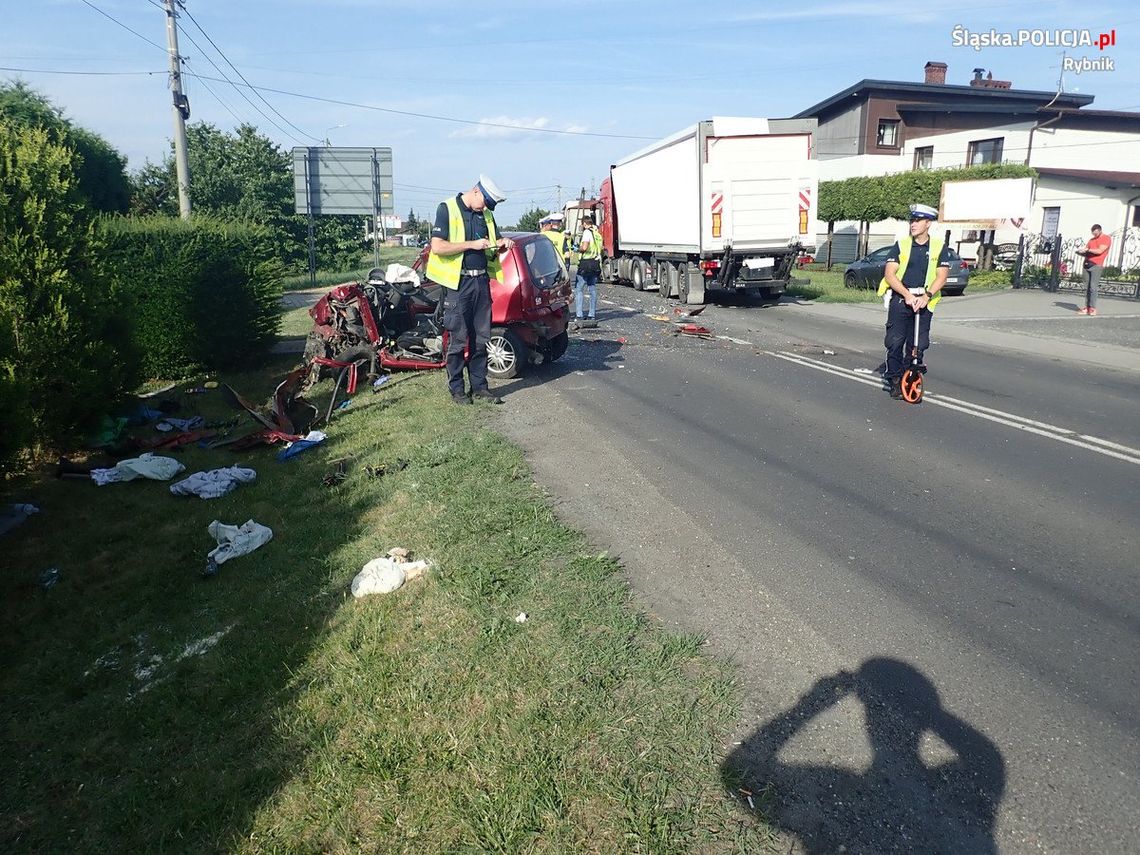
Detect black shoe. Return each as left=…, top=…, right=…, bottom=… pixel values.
left=888, top=378, right=903, bottom=399
left=471, top=389, right=503, bottom=404
left=451, top=392, right=472, bottom=405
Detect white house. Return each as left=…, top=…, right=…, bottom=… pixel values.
left=795, top=63, right=1140, bottom=271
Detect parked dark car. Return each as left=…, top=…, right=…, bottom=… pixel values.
left=844, top=245, right=971, bottom=296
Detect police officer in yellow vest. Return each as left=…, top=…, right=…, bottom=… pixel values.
left=428, top=174, right=514, bottom=404
left=539, top=213, right=569, bottom=265
left=878, top=203, right=951, bottom=399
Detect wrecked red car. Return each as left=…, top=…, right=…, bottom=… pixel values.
left=413, top=231, right=572, bottom=378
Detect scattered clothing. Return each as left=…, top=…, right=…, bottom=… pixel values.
left=170, top=466, right=257, bottom=499
left=91, top=453, right=186, bottom=486
left=156, top=416, right=204, bottom=433
left=276, top=430, right=327, bottom=462
left=1, top=503, right=39, bottom=538
left=351, top=554, right=431, bottom=598
left=128, top=405, right=164, bottom=426
left=205, top=519, right=273, bottom=574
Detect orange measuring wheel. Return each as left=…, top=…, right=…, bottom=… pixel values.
left=900, top=368, right=924, bottom=403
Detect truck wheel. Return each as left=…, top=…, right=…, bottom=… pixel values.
left=487, top=327, right=528, bottom=380
left=681, top=264, right=706, bottom=305
left=602, top=257, right=615, bottom=283
left=631, top=259, right=646, bottom=291
left=676, top=263, right=689, bottom=303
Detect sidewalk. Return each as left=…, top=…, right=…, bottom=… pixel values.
left=795, top=289, right=1140, bottom=373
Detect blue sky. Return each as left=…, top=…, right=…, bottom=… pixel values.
left=3, top=0, right=1137, bottom=224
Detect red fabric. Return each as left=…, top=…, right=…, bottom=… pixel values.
left=1087, top=233, right=1112, bottom=266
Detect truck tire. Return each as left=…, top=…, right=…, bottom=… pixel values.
left=676, top=263, right=689, bottom=303
left=658, top=262, right=673, bottom=298
left=680, top=263, right=705, bottom=305
left=631, top=258, right=646, bottom=291
left=487, top=327, right=528, bottom=380
left=602, top=257, right=615, bottom=283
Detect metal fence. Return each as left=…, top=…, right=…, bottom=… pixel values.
left=1009, top=227, right=1140, bottom=299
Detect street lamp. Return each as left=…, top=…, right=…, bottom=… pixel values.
left=323, top=123, right=347, bottom=146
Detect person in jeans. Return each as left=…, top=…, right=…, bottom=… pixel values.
left=1076, top=224, right=1112, bottom=316
left=574, top=213, right=602, bottom=327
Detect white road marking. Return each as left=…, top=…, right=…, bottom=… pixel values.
left=621, top=306, right=637, bottom=312
left=717, top=335, right=755, bottom=346
left=767, top=350, right=1140, bottom=467
left=600, top=299, right=617, bottom=305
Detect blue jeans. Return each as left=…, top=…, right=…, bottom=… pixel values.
left=575, top=270, right=598, bottom=319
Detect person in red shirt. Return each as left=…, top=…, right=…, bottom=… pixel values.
left=1076, top=224, right=1112, bottom=316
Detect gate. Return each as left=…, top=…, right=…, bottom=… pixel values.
left=1011, top=227, right=1140, bottom=299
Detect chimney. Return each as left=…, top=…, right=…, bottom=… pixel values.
left=969, top=67, right=1013, bottom=89
left=924, top=61, right=948, bottom=85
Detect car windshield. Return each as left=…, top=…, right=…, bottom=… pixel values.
left=523, top=236, right=564, bottom=290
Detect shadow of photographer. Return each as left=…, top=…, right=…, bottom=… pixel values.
left=723, top=658, right=1005, bottom=854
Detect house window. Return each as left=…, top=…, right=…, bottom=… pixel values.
left=967, top=137, right=1004, bottom=165
left=877, top=119, right=900, bottom=148
left=914, top=146, right=933, bottom=170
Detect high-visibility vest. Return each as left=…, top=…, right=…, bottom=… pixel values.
left=580, top=227, right=602, bottom=260
left=425, top=196, right=503, bottom=289
left=877, top=236, right=945, bottom=310
left=541, top=229, right=566, bottom=258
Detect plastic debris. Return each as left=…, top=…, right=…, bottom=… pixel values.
left=372, top=375, right=391, bottom=389
left=276, top=430, right=327, bottom=462
left=351, top=550, right=431, bottom=598
left=38, top=567, right=60, bottom=590
left=1, top=503, right=39, bottom=538
left=824, top=349, right=836, bottom=355
left=515, top=612, right=528, bottom=623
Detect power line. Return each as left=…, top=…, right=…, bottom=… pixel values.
left=78, top=0, right=166, bottom=52
left=0, top=65, right=164, bottom=77
left=181, top=61, right=245, bottom=128
left=175, top=2, right=320, bottom=143
left=181, top=72, right=657, bottom=140
left=176, top=27, right=306, bottom=144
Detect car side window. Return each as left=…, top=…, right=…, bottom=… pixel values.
left=870, top=247, right=893, bottom=262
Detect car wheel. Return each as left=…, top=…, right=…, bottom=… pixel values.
left=844, top=272, right=857, bottom=289
left=631, top=259, right=646, bottom=291
left=547, top=330, right=569, bottom=362
left=487, top=327, right=528, bottom=380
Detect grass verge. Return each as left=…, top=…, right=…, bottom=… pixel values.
left=1, top=360, right=773, bottom=852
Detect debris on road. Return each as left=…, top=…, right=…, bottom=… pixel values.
left=674, top=305, right=708, bottom=317
left=675, top=323, right=715, bottom=339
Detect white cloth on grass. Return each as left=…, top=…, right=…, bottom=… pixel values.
left=91, top=453, right=186, bottom=486
left=351, top=556, right=431, bottom=598
left=170, top=466, right=257, bottom=499
left=207, top=519, right=273, bottom=566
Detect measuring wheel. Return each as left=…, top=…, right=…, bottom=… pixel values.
left=900, top=368, right=924, bottom=403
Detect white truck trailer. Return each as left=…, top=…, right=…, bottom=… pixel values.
left=599, top=117, right=818, bottom=304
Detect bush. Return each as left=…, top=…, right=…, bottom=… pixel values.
left=0, top=121, right=138, bottom=467
left=968, top=269, right=1012, bottom=288
left=96, top=216, right=284, bottom=377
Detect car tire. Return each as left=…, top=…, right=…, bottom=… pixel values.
left=487, top=327, right=528, bottom=380
left=844, top=272, right=857, bottom=289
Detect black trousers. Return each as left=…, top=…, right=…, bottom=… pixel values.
left=884, top=294, right=931, bottom=379
left=441, top=273, right=492, bottom=395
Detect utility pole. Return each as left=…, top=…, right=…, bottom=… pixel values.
left=164, top=0, right=192, bottom=218
left=556, top=184, right=561, bottom=210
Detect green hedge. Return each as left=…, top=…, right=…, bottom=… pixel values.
left=819, top=164, right=1038, bottom=223
left=0, top=121, right=137, bottom=467
left=97, top=216, right=284, bottom=377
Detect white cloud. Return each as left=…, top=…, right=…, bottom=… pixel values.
left=449, top=116, right=590, bottom=139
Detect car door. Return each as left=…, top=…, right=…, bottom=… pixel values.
left=863, top=246, right=894, bottom=288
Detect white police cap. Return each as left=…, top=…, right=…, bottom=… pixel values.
left=909, top=203, right=938, bottom=220
left=476, top=174, right=506, bottom=210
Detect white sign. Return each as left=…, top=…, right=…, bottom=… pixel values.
left=939, top=177, right=1035, bottom=226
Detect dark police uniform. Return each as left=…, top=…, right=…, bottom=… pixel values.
left=432, top=195, right=494, bottom=397
left=883, top=239, right=952, bottom=382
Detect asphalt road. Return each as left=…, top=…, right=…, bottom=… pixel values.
left=494, top=283, right=1140, bottom=854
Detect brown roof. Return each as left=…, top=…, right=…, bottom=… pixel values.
left=1035, top=168, right=1140, bottom=189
